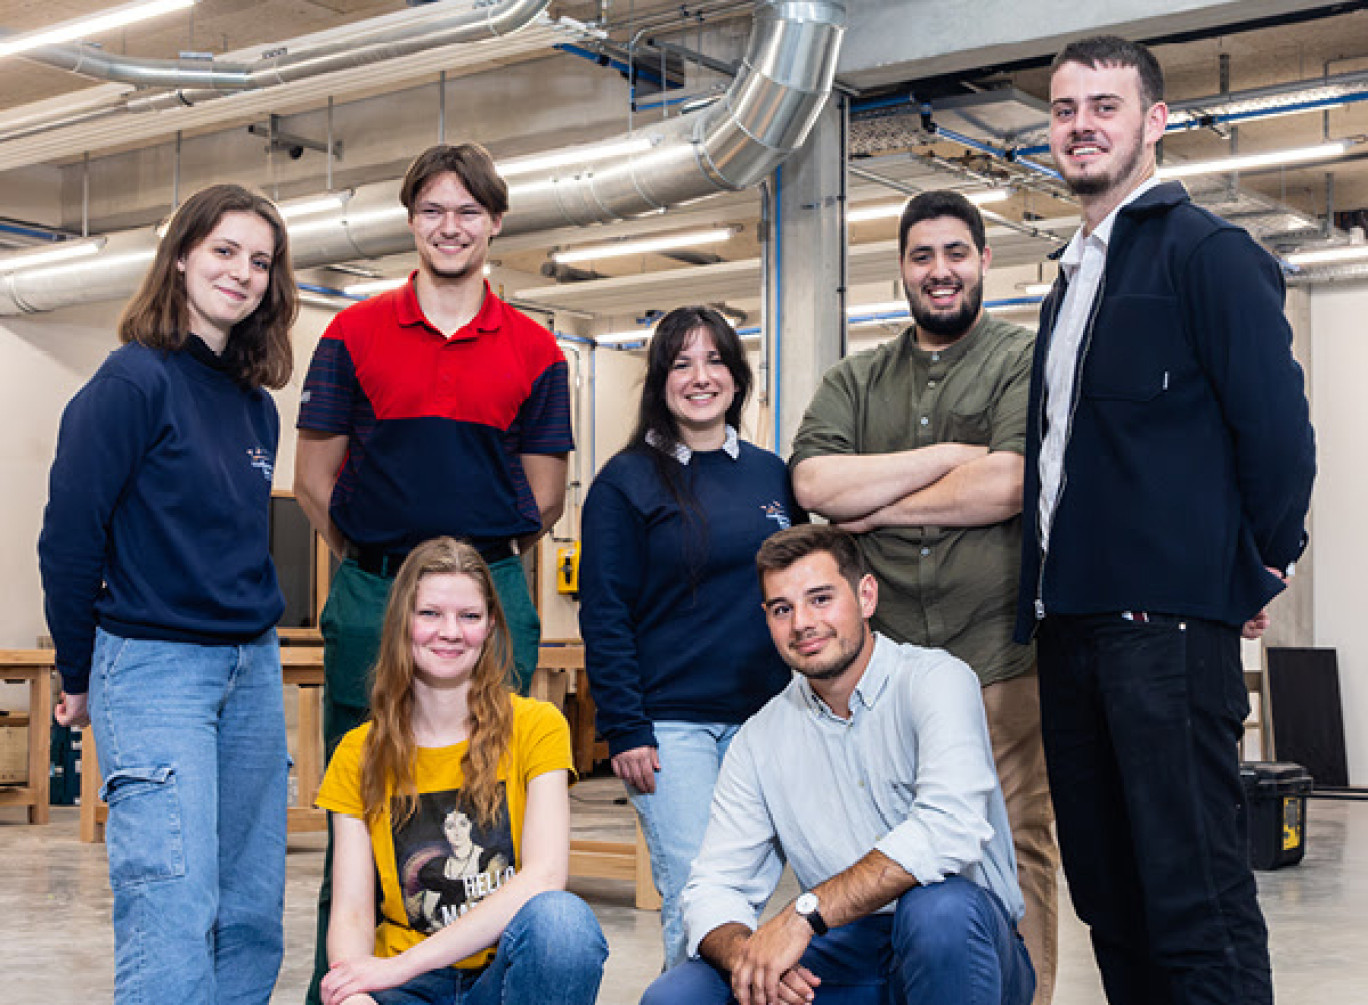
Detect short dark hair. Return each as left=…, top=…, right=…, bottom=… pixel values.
left=756, top=524, right=868, bottom=599
left=898, top=190, right=987, bottom=259
left=119, top=183, right=296, bottom=390
left=1051, top=35, right=1165, bottom=108
left=400, top=143, right=509, bottom=220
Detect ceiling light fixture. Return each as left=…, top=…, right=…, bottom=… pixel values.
left=1018, top=282, right=1054, bottom=296
left=596, top=330, right=653, bottom=345
left=1156, top=140, right=1351, bottom=181
left=847, top=190, right=1011, bottom=223
left=343, top=277, right=408, bottom=297
left=497, top=137, right=656, bottom=179
left=1283, top=244, right=1368, bottom=267
left=0, top=0, right=197, bottom=59
left=278, top=192, right=350, bottom=220
left=846, top=300, right=907, bottom=316
left=552, top=228, right=735, bottom=265
left=0, top=237, right=104, bottom=272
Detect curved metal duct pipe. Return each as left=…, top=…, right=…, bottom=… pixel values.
left=0, top=0, right=846, bottom=315
left=16, top=0, right=549, bottom=111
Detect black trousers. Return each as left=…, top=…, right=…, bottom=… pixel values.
left=1038, top=613, right=1272, bottom=1005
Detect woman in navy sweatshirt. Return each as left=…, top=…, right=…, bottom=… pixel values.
left=39, top=184, right=298, bottom=1005
left=579, top=306, right=798, bottom=968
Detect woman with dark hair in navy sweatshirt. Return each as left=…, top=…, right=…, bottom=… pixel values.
left=578, top=306, right=799, bottom=968
left=38, top=184, right=299, bottom=1005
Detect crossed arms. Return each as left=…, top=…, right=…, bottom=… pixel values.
left=792, top=445, right=1023, bottom=532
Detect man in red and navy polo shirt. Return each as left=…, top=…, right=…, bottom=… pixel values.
left=294, top=143, right=572, bottom=1005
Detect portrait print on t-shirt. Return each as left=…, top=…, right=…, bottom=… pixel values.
left=395, top=785, right=516, bottom=934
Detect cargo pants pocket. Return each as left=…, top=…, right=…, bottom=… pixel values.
left=100, top=765, right=186, bottom=889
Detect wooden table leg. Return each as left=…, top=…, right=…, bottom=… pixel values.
left=80, top=727, right=101, bottom=842
left=635, top=819, right=662, bottom=911
left=28, top=670, right=51, bottom=824
left=297, top=684, right=322, bottom=811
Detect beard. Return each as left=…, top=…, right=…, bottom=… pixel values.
left=909, top=280, right=984, bottom=339
left=787, top=628, right=868, bottom=681
left=1056, top=125, right=1148, bottom=199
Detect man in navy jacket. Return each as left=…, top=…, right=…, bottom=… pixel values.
left=1017, top=35, right=1315, bottom=1005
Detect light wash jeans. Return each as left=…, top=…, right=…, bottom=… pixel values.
left=627, top=721, right=740, bottom=969
left=370, top=891, right=608, bottom=1005
left=640, top=876, right=1035, bottom=1005
left=89, top=628, right=289, bottom=1005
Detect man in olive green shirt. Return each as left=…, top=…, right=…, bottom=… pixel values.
left=790, top=190, right=1058, bottom=1005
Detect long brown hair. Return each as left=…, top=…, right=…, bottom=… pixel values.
left=361, top=537, right=516, bottom=830
left=118, top=183, right=297, bottom=390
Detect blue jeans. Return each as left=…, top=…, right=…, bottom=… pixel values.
left=640, top=877, right=1035, bottom=1005
left=627, top=721, right=739, bottom=968
left=89, top=628, right=289, bottom=1005
left=370, top=891, right=607, bottom=1005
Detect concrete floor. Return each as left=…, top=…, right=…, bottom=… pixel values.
left=1, top=777, right=1365, bottom=1004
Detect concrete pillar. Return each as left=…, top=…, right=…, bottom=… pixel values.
left=771, top=96, right=848, bottom=455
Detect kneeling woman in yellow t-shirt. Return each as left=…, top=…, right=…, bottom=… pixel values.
left=316, top=537, right=607, bottom=1005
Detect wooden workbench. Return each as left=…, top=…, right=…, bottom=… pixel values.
left=0, top=650, right=54, bottom=824
left=78, top=647, right=327, bottom=842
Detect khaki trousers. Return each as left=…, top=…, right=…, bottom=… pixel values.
left=983, top=670, right=1060, bottom=1005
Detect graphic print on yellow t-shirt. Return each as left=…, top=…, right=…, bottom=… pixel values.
left=396, top=786, right=517, bottom=934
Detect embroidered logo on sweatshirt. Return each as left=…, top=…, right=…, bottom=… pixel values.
left=247, top=447, right=274, bottom=482
left=763, top=500, right=791, bottom=530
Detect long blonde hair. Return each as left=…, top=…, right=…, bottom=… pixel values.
left=360, top=537, right=515, bottom=829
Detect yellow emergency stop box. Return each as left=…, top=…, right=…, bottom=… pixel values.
left=556, top=542, right=580, bottom=595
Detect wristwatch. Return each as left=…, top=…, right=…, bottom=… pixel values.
left=793, top=891, right=828, bottom=936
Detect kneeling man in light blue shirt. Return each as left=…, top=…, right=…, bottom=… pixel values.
left=640, top=523, right=1034, bottom=1005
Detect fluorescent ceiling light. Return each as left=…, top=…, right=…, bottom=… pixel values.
left=847, top=190, right=1010, bottom=223
left=497, top=138, right=655, bottom=179
left=279, top=192, right=349, bottom=220
left=552, top=228, right=735, bottom=264
left=1283, top=244, right=1368, bottom=267
left=596, top=330, right=653, bottom=345
left=1019, top=282, right=1053, bottom=296
left=846, top=300, right=907, bottom=316
left=343, top=277, right=407, bottom=297
left=0, top=0, right=196, bottom=59
left=1157, top=140, right=1350, bottom=180
left=0, top=238, right=104, bottom=271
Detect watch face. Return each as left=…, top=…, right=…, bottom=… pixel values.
left=795, top=892, right=818, bottom=914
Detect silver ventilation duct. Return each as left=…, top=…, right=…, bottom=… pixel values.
left=1, top=0, right=553, bottom=144
left=37, top=0, right=550, bottom=109
left=0, top=0, right=847, bottom=316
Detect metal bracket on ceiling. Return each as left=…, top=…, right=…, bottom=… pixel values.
left=247, top=116, right=343, bottom=161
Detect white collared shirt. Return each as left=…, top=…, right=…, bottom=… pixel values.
left=1038, top=176, right=1162, bottom=546
left=645, top=424, right=740, bottom=465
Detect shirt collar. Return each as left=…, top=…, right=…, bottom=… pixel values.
left=645, top=425, right=740, bottom=465
left=394, top=274, right=504, bottom=339
left=1061, top=175, right=1162, bottom=276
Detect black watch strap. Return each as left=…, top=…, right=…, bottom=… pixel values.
left=795, top=893, right=828, bottom=936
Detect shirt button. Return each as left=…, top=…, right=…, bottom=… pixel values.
left=921, top=547, right=930, bottom=556
left=920, top=417, right=929, bottom=426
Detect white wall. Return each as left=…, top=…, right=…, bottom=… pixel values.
left=0, top=305, right=124, bottom=653
left=1308, top=284, right=1368, bottom=783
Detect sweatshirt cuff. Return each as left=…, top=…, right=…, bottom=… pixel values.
left=606, top=724, right=657, bottom=758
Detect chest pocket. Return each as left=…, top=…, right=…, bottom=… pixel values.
left=944, top=403, right=992, bottom=445
left=1082, top=294, right=1189, bottom=402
